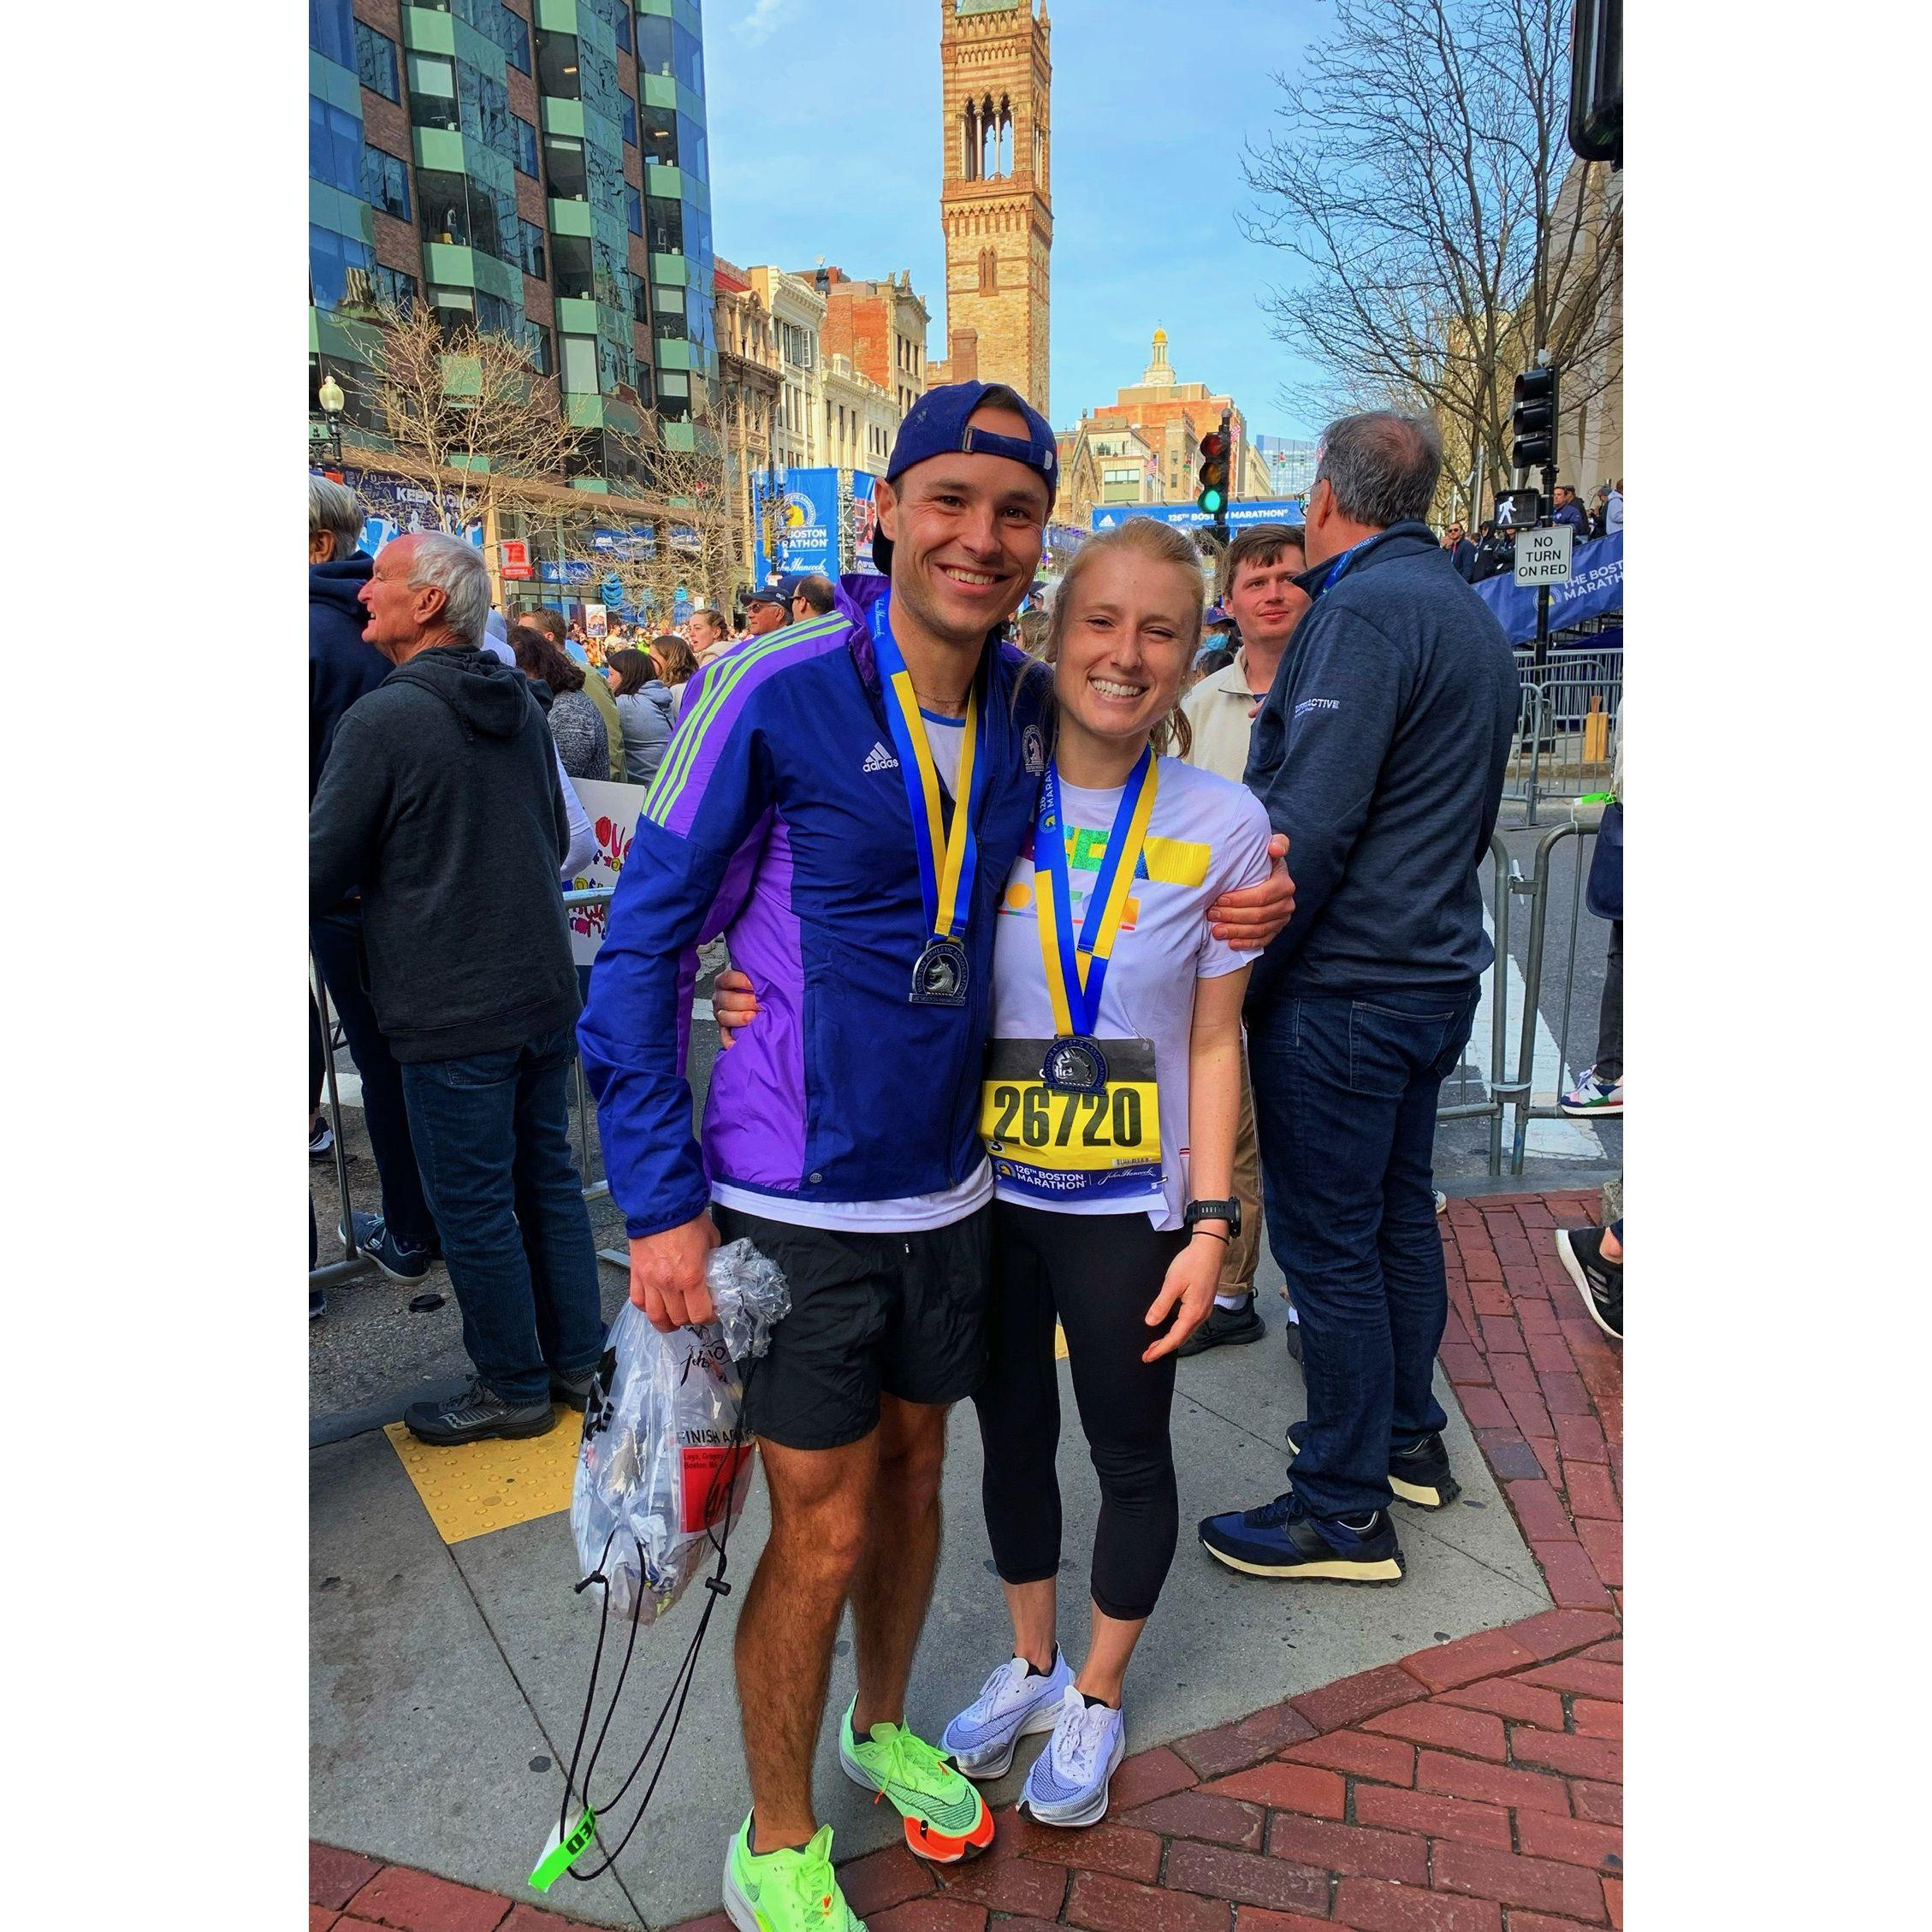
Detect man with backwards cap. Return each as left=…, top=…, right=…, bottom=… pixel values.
left=580, top=383, right=1292, bottom=1927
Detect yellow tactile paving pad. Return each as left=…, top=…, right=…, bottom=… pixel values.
left=389, top=1331, right=1067, bottom=1542
left=383, top=1414, right=580, bottom=1544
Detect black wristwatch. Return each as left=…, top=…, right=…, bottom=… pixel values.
left=1185, top=1198, right=1241, bottom=1238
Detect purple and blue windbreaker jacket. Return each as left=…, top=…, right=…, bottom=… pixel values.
left=579, top=574, right=1046, bottom=1237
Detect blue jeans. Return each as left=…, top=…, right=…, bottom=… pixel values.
left=399, top=1027, right=605, bottom=1405
left=311, top=913, right=437, bottom=1253
left=1248, top=987, right=1479, bottom=1520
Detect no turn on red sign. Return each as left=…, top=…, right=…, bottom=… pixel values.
left=1514, top=525, right=1573, bottom=586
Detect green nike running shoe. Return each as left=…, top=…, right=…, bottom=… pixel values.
left=722, top=1816, right=865, bottom=1932
left=838, top=1700, right=994, bottom=1862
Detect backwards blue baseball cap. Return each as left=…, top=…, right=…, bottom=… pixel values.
left=874, top=380, right=1058, bottom=574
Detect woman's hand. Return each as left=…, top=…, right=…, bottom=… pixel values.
left=710, top=969, right=761, bottom=1047
left=1142, top=1233, right=1226, bottom=1362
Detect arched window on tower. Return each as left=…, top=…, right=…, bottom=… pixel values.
left=981, top=97, right=998, bottom=179
left=998, top=98, right=1013, bottom=178
left=963, top=101, right=978, bottom=181
left=979, top=249, right=997, bottom=295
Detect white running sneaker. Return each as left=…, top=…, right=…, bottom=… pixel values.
left=939, top=1650, right=1074, bottom=1779
left=1020, top=1686, right=1126, bottom=1828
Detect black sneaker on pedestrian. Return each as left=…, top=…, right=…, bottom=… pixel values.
left=550, top=1366, right=598, bottom=1410
left=1284, top=1421, right=1461, bottom=1509
left=1283, top=1316, right=1303, bottom=1364
left=1176, top=1296, right=1265, bottom=1357
left=1198, top=1490, right=1404, bottom=1584
left=1556, top=1225, right=1622, bottom=1340
left=310, top=1115, right=335, bottom=1161
left=403, top=1377, right=559, bottom=1446
left=340, top=1210, right=432, bottom=1285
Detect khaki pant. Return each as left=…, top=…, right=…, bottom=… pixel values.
left=1218, top=1044, right=1263, bottom=1300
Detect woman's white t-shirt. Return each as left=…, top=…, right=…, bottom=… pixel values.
left=987, top=756, right=1273, bottom=1230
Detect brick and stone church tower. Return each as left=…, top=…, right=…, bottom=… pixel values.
left=928, top=2, right=1052, bottom=417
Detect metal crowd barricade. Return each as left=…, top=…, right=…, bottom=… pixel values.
left=1504, top=646, right=1621, bottom=824
left=308, top=953, right=377, bottom=1294
left=1508, top=815, right=1605, bottom=1172
left=1432, top=830, right=1531, bottom=1176
left=562, top=886, right=631, bottom=1271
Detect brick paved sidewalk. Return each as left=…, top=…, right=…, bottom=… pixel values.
left=313, top=1189, right=1621, bottom=1932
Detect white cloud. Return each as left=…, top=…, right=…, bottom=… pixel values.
left=734, top=0, right=801, bottom=48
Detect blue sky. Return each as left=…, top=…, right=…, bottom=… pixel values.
left=702, top=0, right=1328, bottom=439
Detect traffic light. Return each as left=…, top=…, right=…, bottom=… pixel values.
left=1195, top=425, right=1230, bottom=519
left=1568, top=0, right=1621, bottom=166
left=1510, top=366, right=1559, bottom=473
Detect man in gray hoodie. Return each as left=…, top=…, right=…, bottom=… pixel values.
left=310, top=532, right=605, bottom=1445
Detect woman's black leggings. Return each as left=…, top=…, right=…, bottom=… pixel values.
left=974, top=1200, right=1188, bottom=1621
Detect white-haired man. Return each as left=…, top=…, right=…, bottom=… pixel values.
left=310, top=532, right=605, bottom=1444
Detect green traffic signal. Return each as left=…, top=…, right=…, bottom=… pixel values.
left=1197, top=486, right=1225, bottom=514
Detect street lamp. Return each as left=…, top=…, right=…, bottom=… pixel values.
left=315, top=370, right=346, bottom=472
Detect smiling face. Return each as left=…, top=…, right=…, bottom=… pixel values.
left=1051, top=545, right=1198, bottom=765
left=356, top=536, right=445, bottom=663
left=874, top=404, right=1050, bottom=653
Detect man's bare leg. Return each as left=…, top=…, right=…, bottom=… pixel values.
left=849, top=1396, right=949, bottom=1735
left=736, top=1430, right=878, bottom=1852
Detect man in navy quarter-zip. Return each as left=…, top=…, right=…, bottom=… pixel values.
left=1200, top=412, right=1520, bottom=1588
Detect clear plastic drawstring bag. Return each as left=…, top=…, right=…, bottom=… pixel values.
left=570, top=1239, right=789, bottom=1621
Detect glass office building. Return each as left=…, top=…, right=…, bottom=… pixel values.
left=309, top=0, right=718, bottom=489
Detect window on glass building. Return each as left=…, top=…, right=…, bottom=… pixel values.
left=360, top=145, right=412, bottom=222
left=354, top=22, right=400, bottom=100
left=310, top=98, right=363, bottom=195
left=407, top=53, right=460, bottom=132
left=543, top=135, right=588, bottom=200
left=536, top=32, right=582, bottom=100
left=646, top=195, right=683, bottom=254
left=513, top=114, right=540, bottom=176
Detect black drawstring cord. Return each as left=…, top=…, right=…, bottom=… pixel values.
left=556, top=1354, right=759, bottom=1882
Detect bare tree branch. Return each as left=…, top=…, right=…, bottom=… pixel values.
left=1240, top=0, right=1621, bottom=519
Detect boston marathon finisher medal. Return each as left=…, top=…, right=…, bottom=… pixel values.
left=1034, top=749, right=1159, bottom=1092
left=870, top=597, right=989, bottom=1006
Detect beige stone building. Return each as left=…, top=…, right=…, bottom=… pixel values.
left=714, top=258, right=783, bottom=595
left=1055, top=420, right=1157, bottom=529
left=801, top=266, right=932, bottom=423
left=1068, top=329, right=1272, bottom=512
left=929, top=1, right=1052, bottom=414
left=821, top=353, right=899, bottom=475
left=747, top=265, right=826, bottom=473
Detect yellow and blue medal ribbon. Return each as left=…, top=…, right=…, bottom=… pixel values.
left=870, top=597, right=987, bottom=1003
left=1035, top=749, right=1159, bottom=1087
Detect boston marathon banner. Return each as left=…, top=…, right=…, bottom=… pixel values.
left=753, top=466, right=841, bottom=583
left=1473, top=532, right=1623, bottom=644
left=851, top=471, right=883, bottom=575
left=1089, top=498, right=1306, bottom=535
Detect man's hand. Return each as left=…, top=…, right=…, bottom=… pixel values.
left=629, top=1212, right=721, bottom=1330
left=1208, top=833, right=1295, bottom=945
left=710, top=969, right=760, bottom=1048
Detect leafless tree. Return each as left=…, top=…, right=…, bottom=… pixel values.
left=553, top=412, right=738, bottom=622
left=1241, top=0, right=1621, bottom=519
left=356, top=300, right=592, bottom=534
